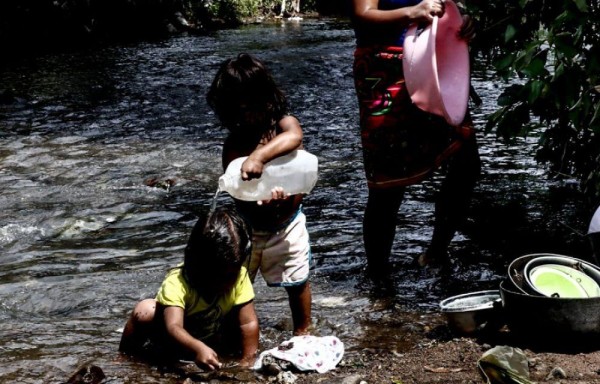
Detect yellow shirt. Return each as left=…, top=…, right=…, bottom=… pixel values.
left=155, top=265, right=254, bottom=340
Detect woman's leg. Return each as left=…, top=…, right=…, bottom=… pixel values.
left=364, top=186, right=406, bottom=276
left=421, top=136, right=481, bottom=266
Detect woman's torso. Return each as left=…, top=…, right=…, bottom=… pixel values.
left=353, top=0, right=422, bottom=47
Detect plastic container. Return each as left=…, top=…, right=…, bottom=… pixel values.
left=402, top=0, right=470, bottom=126
left=218, top=149, right=318, bottom=201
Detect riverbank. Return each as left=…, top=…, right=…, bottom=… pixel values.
left=171, top=309, right=600, bottom=383
left=295, top=328, right=600, bottom=384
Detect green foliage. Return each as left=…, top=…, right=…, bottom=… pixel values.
left=471, top=0, right=600, bottom=201
left=197, top=0, right=318, bottom=25
left=200, top=0, right=256, bottom=25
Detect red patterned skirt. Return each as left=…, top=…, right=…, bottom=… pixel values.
left=353, top=45, right=474, bottom=189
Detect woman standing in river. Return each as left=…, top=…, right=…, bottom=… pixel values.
left=350, top=0, right=481, bottom=276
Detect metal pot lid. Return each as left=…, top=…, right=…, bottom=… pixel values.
left=440, top=290, right=501, bottom=312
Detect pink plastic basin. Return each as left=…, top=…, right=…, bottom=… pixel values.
left=402, top=0, right=470, bottom=126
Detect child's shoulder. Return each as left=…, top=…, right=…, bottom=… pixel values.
left=162, top=265, right=185, bottom=282
left=277, top=115, right=301, bottom=130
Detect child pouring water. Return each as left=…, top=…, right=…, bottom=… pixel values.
left=119, top=208, right=259, bottom=370
left=207, top=53, right=312, bottom=335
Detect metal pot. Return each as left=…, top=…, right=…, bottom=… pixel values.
left=500, top=280, right=600, bottom=342
left=507, top=253, right=542, bottom=295
left=507, top=253, right=600, bottom=296
left=439, top=290, right=503, bottom=334
left=524, top=256, right=600, bottom=298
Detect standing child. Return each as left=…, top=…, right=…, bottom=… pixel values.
left=206, top=53, right=312, bottom=335
left=119, top=208, right=259, bottom=370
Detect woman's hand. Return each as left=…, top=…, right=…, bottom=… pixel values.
left=459, top=14, right=476, bottom=41
left=413, top=0, right=445, bottom=23
left=194, top=343, right=222, bottom=371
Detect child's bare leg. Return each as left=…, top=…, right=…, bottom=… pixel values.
left=285, top=282, right=312, bottom=335
left=119, top=299, right=157, bottom=353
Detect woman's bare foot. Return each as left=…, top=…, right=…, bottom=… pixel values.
left=417, top=250, right=450, bottom=267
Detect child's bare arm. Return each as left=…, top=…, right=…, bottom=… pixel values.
left=163, top=306, right=222, bottom=370
left=237, top=301, right=259, bottom=367
left=242, top=115, right=303, bottom=180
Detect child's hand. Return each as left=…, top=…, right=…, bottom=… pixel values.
left=241, top=157, right=264, bottom=180
left=194, top=344, right=222, bottom=371
left=256, top=186, right=290, bottom=205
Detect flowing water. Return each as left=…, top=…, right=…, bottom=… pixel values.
left=0, top=18, right=593, bottom=383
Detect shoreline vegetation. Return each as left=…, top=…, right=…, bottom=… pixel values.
left=0, top=0, right=347, bottom=55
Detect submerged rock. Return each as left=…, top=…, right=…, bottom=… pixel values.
left=66, top=364, right=105, bottom=384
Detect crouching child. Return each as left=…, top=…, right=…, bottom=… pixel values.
left=119, top=207, right=259, bottom=370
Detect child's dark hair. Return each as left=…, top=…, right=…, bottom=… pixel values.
left=183, top=208, right=251, bottom=289
left=206, top=53, right=287, bottom=135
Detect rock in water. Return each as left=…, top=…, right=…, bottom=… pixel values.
left=66, top=364, right=106, bottom=384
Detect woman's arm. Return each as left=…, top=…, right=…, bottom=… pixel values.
left=352, top=0, right=444, bottom=26
left=236, top=301, right=260, bottom=367
left=163, top=306, right=222, bottom=370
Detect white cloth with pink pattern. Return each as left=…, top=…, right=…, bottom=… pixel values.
left=253, top=335, right=344, bottom=373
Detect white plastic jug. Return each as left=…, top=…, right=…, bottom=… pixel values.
left=218, top=149, right=318, bottom=201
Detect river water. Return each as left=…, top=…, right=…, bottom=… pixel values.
left=0, top=18, right=593, bottom=383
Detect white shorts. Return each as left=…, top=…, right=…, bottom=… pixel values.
left=248, top=210, right=311, bottom=287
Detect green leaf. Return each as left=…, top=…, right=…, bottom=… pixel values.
left=485, top=106, right=507, bottom=133
left=571, top=0, right=588, bottom=13
left=552, top=63, right=565, bottom=81
left=569, top=97, right=583, bottom=112
left=495, top=54, right=515, bottom=71
left=522, top=57, right=548, bottom=77
left=590, top=102, right=600, bottom=126
left=504, top=24, right=517, bottom=43
left=528, top=80, right=543, bottom=104
left=553, top=34, right=580, bottom=59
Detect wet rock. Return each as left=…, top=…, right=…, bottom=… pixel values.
left=144, top=177, right=176, bottom=191
left=66, top=364, right=105, bottom=384
left=315, top=376, right=349, bottom=384
left=276, top=370, right=297, bottom=384
left=335, top=374, right=365, bottom=384
left=545, top=366, right=567, bottom=380
left=261, top=354, right=294, bottom=375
